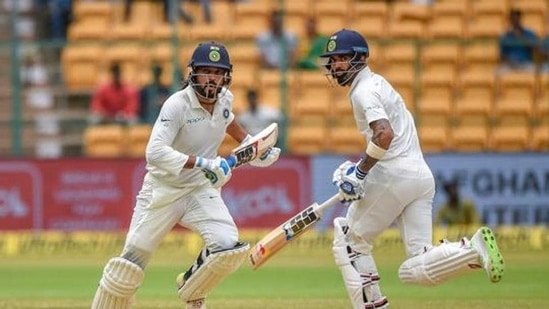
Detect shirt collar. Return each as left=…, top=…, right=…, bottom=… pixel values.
left=183, top=86, right=203, bottom=109
left=350, top=66, right=372, bottom=92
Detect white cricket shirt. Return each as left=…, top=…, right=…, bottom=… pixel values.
left=145, top=86, right=235, bottom=192
left=349, top=67, right=423, bottom=160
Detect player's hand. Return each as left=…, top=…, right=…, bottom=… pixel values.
left=196, top=156, right=232, bottom=188
left=333, top=162, right=367, bottom=203
left=250, top=147, right=281, bottom=167
left=332, top=161, right=355, bottom=185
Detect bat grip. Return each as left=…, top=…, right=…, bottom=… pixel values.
left=226, top=155, right=237, bottom=168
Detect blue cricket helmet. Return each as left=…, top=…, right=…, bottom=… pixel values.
left=188, top=41, right=232, bottom=71
left=320, top=29, right=369, bottom=58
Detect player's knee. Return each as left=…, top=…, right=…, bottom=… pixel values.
left=101, top=257, right=145, bottom=296
left=207, top=229, right=239, bottom=251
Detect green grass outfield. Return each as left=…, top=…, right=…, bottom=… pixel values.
left=0, top=237, right=548, bottom=309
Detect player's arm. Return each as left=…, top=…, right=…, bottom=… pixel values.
left=225, top=118, right=249, bottom=144
left=356, top=118, right=394, bottom=173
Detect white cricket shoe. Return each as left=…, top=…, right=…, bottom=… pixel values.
left=471, top=226, right=505, bottom=283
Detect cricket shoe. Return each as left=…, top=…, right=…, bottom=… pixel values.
left=471, top=226, right=504, bottom=283
left=365, top=296, right=389, bottom=309
left=186, top=298, right=206, bottom=309
left=176, top=274, right=207, bottom=309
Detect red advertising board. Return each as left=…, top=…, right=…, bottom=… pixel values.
left=40, top=159, right=141, bottom=230
left=223, top=158, right=311, bottom=228
left=0, top=157, right=310, bottom=230
left=0, top=163, right=41, bottom=229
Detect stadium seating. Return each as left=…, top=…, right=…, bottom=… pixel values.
left=287, top=118, right=327, bottom=155
left=61, top=44, right=105, bottom=90
left=84, top=124, right=126, bottom=158
left=531, top=124, right=549, bottom=151
left=348, top=1, right=388, bottom=39
left=491, top=120, right=531, bottom=152
left=59, top=0, right=549, bottom=155
left=419, top=122, right=450, bottom=153
left=126, top=124, right=152, bottom=157
left=494, top=71, right=537, bottom=122
left=455, top=71, right=496, bottom=120
left=313, top=1, right=349, bottom=36
left=326, top=123, right=366, bottom=155
left=291, top=71, right=331, bottom=118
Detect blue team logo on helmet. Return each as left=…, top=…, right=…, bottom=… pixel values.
left=189, top=41, right=232, bottom=71
left=320, top=29, right=369, bottom=58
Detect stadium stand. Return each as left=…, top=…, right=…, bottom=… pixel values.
left=13, top=0, right=546, bottom=158
left=84, top=124, right=126, bottom=158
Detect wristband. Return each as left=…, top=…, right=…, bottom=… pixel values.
left=366, top=141, right=386, bottom=160
left=194, top=156, right=205, bottom=168
left=355, top=165, right=367, bottom=180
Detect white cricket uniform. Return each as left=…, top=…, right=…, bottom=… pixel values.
left=346, top=67, right=435, bottom=257
left=123, top=86, right=239, bottom=260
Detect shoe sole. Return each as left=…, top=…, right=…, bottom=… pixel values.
left=478, top=227, right=505, bottom=283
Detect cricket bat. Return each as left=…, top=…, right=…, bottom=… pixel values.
left=248, top=193, right=341, bottom=270
left=226, top=123, right=278, bottom=169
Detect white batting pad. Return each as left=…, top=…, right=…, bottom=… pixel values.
left=398, top=239, right=479, bottom=286
left=91, top=257, right=144, bottom=309
left=177, top=242, right=250, bottom=302
left=332, top=218, right=388, bottom=309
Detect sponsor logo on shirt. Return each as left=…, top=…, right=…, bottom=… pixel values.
left=186, top=116, right=206, bottom=124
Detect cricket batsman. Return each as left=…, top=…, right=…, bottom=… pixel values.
left=90, top=41, right=280, bottom=309
left=321, top=29, right=505, bottom=308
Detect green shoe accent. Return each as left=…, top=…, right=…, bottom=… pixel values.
left=473, top=227, right=505, bottom=283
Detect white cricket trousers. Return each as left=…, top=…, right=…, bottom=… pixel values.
left=346, top=156, right=435, bottom=257
left=122, top=174, right=239, bottom=260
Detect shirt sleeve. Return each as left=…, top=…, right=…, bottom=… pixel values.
left=145, top=97, right=189, bottom=175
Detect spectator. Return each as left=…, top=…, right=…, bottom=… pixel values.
left=256, top=9, right=299, bottom=69
left=237, top=88, right=283, bottom=135
left=89, top=63, right=139, bottom=125
left=297, top=17, right=328, bottom=70
left=498, top=9, right=539, bottom=73
left=539, top=19, right=549, bottom=72
left=435, top=180, right=480, bottom=226
left=34, top=0, right=73, bottom=40
left=124, top=0, right=211, bottom=25
left=139, top=65, right=171, bottom=125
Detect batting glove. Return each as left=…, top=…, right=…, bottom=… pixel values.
left=332, top=161, right=355, bottom=185
left=195, top=156, right=232, bottom=188
left=336, top=163, right=367, bottom=203
left=250, top=147, right=281, bottom=168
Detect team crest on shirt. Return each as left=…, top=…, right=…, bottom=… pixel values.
left=223, top=108, right=230, bottom=119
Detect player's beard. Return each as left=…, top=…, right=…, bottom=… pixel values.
left=195, top=82, right=222, bottom=101
left=332, top=70, right=353, bottom=86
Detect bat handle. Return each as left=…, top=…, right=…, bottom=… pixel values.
left=226, top=155, right=237, bottom=168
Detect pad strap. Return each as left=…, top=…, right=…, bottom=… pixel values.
left=177, top=242, right=250, bottom=302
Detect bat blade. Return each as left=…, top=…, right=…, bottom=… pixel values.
left=248, top=194, right=340, bottom=270
left=227, top=123, right=278, bottom=168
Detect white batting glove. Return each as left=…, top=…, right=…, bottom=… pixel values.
left=333, top=162, right=367, bottom=203
left=250, top=147, right=281, bottom=167
left=195, top=156, right=232, bottom=188
left=332, top=160, right=355, bottom=185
